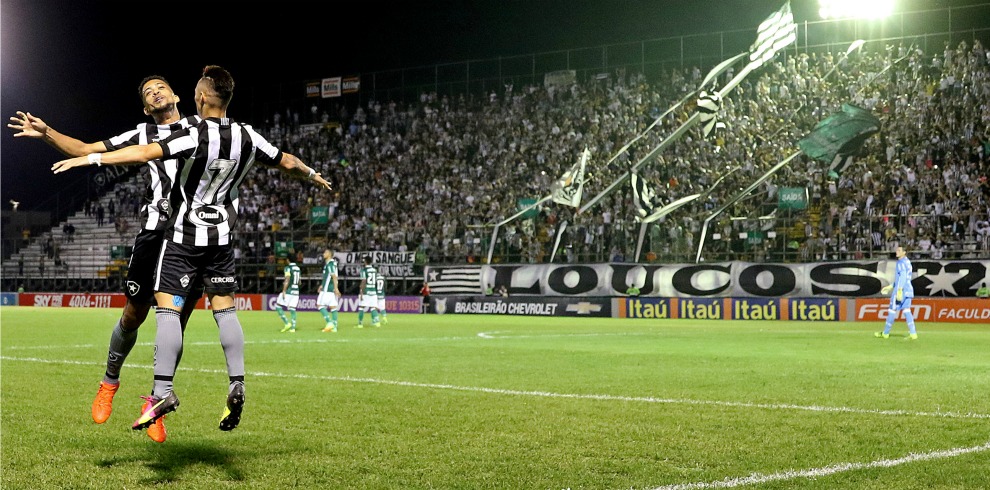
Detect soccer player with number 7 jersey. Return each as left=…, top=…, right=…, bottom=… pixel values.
left=52, top=65, right=332, bottom=440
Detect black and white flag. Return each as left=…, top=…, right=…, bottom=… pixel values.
left=749, top=1, right=797, bottom=66
left=630, top=173, right=659, bottom=219
left=427, top=267, right=483, bottom=294
left=551, top=148, right=591, bottom=208
left=696, top=91, right=726, bottom=139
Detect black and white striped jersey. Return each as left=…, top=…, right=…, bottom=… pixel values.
left=103, top=115, right=201, bottom=231
left=159, top=117, right=282, bottom=246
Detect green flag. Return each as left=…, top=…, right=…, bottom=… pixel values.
left=516, top=198, right=540, bottom=219
left=310, top=206, right=329, bottom=225
left=777, top=187, right=808, bottom=210
left=797, top=104, right=880, bottom=174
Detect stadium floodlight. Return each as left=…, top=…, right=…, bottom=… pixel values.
left=819, top=0, right=894, bottom=20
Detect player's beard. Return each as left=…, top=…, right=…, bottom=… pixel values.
left=148, top=101, right=178, bottom=121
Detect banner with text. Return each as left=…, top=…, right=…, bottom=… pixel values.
left=263, top=295, right=421, bottom=314
left=20, top=293, right=127, bottom=309
left=321, top=77, right=341, bottom=98
left=426, top=260, right=990, bottom=298
left=338, top=251, right=417, bottom=278
left=430, top=295, right=612, bottom=317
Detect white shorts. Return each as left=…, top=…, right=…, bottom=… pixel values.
left=317, top=291, right=339, bottom=309
left=359, top=293, right=379, bottom=309
left=277, top=293, right=299, bottom=309
left=377, top=298, right=386, bottom=311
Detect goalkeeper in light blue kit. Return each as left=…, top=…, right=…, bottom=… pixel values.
left=875, top=246, right=917, bottom=340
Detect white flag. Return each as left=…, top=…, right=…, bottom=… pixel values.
left=551, top=148, right=590, bottom=208
left=749, top=1, right=797, bottom=66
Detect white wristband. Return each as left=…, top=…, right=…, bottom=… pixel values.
left=307, top=168, right=316, bottom=179
left=87, top=153, right=102, bottom=166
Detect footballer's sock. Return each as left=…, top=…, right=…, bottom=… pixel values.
left=104, top=318, right=138, bottom=383
left=358, top=310, right=365, bottom=324
left=152, top=308, right=183, bottom=397
left=883, top=313, right=895, bottom=335
left=371, top=310, right=380, bottom=324
left=290, top=309, right=297, bottom=328
left=214, top=307, right=245, bottom=380
left=275, top=306, right=288, bottom=324
left=905, top=310, right=917, bottom=335
left=319, top=307, right=331, bottom=323
left=331, top=309, right=338, bottom=324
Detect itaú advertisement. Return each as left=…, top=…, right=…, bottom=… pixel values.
left=617, top=297, right=848, bottom=321
left=854, top=298, right=990, bottom=324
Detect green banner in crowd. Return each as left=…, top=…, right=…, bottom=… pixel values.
left=778, top=187, right=808, bottom=210
left=517, top=198, right=540, bottom=219
left=275, top=241, right=294, bottom=258
left=310, top=206, right=329, bottom=225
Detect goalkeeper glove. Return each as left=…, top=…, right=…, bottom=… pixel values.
left=896, top=289, right=904, bottom=302
left=880, top=285, right=892, bottom=295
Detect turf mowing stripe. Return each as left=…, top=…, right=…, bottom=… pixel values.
left=2, top=332, right=651, bottom=350
left=647, top=441, right=990, bottom=489
left=4, top=355, right=990, bottom=421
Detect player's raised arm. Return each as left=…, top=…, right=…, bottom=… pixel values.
left=9, top=111, right=107, bottom=157
left=52, top=143, right=164, bottom=174
left=277, top=152, right=332, bottom=190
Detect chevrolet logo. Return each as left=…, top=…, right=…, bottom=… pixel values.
left=566, top=302, right=602, bottom=315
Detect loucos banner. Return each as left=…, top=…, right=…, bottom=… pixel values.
left=425, top=261, right=990, bottom=298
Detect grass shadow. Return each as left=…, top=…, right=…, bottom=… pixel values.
left=98, top=440, right=246, bottom=484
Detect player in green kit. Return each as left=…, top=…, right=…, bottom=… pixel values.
left=277, top=261, right=302, bottom=332
left=375, top=270, right=388, bottom=325
left=318, top=249, right=342, bottom=332
left=357, top=255, right=381, bottom=328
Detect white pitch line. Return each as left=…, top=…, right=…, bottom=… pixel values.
left=648, top=441, right=990, bottom=490
left=3, top=355, right=989, bottom=421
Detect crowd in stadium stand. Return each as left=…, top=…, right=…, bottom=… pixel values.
left=134, top=40, right=990, bottom=266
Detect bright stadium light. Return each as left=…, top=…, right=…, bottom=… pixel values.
left=819, top=0, right=894, bottom=20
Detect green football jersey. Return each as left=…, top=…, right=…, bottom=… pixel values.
left=320, top=259, right=338, bottom=293
left=283, top=263, right=301, bottom=295
left=375, top=274, right=385, bottom=297
left=360, top=265, right=379, bottom=295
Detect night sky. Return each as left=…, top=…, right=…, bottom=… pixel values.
left=1, top=0, right=985, bottom=215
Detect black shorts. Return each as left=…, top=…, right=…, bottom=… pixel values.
left=155, top=241, right=238, bottom=298
left=126, top=229, right=205, bottom=304
left=125, top=229, right=167, bottom=304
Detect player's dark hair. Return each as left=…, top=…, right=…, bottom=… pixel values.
left=362, top=255, right=372, bottom=265
left=201, top=65, right=234, bottom=106
left=138, top=75, right=172, bottom=101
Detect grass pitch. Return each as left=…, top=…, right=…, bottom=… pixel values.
left=2, top=306, right=989, bottom=489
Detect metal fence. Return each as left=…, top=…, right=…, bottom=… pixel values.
left=344, top=5, right=990, bottom=106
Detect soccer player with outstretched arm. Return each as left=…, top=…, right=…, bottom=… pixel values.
left=53, top=65, right=332, bottom=439
left=9, top=75, right=202, bottom=443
